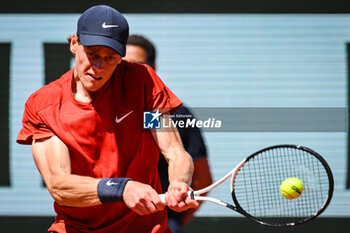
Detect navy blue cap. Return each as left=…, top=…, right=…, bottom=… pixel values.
left=77, top=5, right=129, bottom=57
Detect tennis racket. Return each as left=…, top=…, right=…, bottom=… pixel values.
left=159, top=144, right=334, bottom=227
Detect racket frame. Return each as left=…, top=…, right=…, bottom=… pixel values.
left=160, top=144, right=334, bottom=227
left=229, top=144, right=334, bottom=227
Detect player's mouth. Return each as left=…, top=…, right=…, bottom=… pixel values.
left=88, top=74, right=102, bottom=81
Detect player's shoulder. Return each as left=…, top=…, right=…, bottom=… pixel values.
left=26, top=70, right=71, bottom=111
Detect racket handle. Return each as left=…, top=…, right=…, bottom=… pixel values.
left=159, top=194, right=166, bottom=203
left=158, top=191, right=194, bottom=204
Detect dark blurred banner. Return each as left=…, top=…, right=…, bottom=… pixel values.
left=1, top=0, right=350, bottom=13
left=155, top=107, right=346, bottom=132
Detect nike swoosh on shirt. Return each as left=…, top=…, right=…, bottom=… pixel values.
left=115, top=111, right=133, bottom=123
left=102, top=22, right=119, bottom=28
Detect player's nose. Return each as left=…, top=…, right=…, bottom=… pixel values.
left=93, top=58, right=104, bottom=69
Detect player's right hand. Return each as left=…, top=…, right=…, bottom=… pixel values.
left=165, top=179, right=199, bottom=212
left=123, top=181, right=165, bottom=215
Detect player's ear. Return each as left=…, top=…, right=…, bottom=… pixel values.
left=70, top=34, right=79, bottom=55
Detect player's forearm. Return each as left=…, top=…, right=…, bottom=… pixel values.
left=32, top=137, right=101, bottom=207
left=151, top=118, right=194, bottom=184
left=168, top=150, right=193, bottom=184
left=49, top=173, right=101, bottom=207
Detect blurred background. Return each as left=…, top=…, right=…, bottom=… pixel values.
left=0, top=1, right=349, bottom=232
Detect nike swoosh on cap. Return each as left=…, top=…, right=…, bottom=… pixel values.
left=102, top=22, right=119, bottom=28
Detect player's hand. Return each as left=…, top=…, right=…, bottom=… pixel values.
left=165, top=180, right=199, bottom=212
left=123, top=181, right=165, bottom=215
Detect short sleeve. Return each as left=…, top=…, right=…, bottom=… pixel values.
left=144, top=65, right=182, bottom=114
left=16, top=101, right=54, bottom=145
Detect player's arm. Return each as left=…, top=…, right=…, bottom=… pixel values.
left=150, top=114, right=199, bottom=212
left=32, top=135, right=100, bottom=207
left=33, top=135, right=164, bottom=215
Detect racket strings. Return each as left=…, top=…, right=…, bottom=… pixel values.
left=233, top=146, right=331, bottom=226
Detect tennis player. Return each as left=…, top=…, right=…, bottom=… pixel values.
left=16, top=5, right=198, bottom=233
left=125, top=35, right=212, bottom=233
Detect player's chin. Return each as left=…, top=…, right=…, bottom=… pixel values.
left=83, top=81, right=105, bottom=92
left=84, top=85, right=102, bottom=92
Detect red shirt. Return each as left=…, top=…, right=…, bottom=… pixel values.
left=17, top=61, right=181, bottom=233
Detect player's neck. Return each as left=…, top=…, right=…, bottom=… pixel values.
left=74, top=86, right=91, bottom=103
left=71, top=77, right=92, bottom=103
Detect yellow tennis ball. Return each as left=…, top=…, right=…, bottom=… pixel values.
left=280, top=177, right=304, bottom=200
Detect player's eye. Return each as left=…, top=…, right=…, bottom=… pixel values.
left=106, top=56, right=119, bottom=64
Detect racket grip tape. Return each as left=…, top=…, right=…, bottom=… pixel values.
left=158, top=190, right=195, bottom=204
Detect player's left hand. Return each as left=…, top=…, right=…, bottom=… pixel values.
left=165, top=180, right=199, bottom=212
